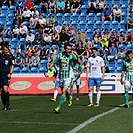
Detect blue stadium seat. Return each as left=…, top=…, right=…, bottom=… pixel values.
left=9, top=6, right=15, bottom=14
left=71, top=13, right=79, bottom=22
left=96, top=21, right=102, bottom=32
left=109, top=66, right=115, bottom=73
left=81, top=5, right=88, bottom=13
left=1, top=6, right=8, bottom=15
left=0, top=14, right=7, bottom=24
left=46, top=45, right=50, bottom=49
left=127, top=44, right=133, bottom=49
left=118, top=44, right=126, bottom=51
left=21, top=67, right=30, bottom=73
left=93, top=44, right=101, bottom=49
left=96, top=13, right=102, bottom=21
left=71, top=21, right=78, bottom=31
left=113, top=1, right=120, bottom=7
left=20, top=38, right=26, bottom=45
left=31, top=67, right=39, bottom=73
left=117, top=59, right=124, bottom=65
left=56, top=13, right=63, bottom=22
left=6, top=38, right=11, bottom=44
left=104, top=21, right=111, bottom=31
left=120, top=21, right=126, bottom=30
left=112, top=21, right=119, bottom=31
left=14, top=67, right=21, bottom=73
left=40, top=59, right=48, bottom=68
left=64, top=13, right=71, bottom=25
left=39, top=66, right=47, bottom=73
left=86, top=29, right=93, bottom=40
left=79, top=13, right=86, bottom=22
left=87, top=21, right=94, bottom=31
left=8, top=13, right=14, bottom=24
left=79, top=21, right=86, bottom=32
left=88, top=13, right=95, bottom=22
left=117, top=66, right=122, bottom=73
left=122, top=12, right=127, bottom=22
left=23, top=21, right=29, bottom=27
left=30, top=29, right=36, bottom=35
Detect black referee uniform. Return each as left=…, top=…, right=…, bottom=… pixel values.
left=0, top=48, right=15, bottom=110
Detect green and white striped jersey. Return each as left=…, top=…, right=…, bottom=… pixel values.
left=52, top=51, right=78, bottom=80
left=122, top=60, right=133, bottom=82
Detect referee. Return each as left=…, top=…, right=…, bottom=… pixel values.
left=0, top=45, right=15, bottom=110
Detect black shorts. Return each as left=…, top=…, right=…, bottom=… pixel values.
left=0, top=78, right=10, bottom=89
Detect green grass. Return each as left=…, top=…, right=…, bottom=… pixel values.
left=0, top=95, right=132, bottom=133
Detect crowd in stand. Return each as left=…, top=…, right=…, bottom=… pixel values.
left=0, top=0, right=133, bottom=73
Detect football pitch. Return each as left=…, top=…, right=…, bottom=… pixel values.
left=0, top=95, right=132, bottom=133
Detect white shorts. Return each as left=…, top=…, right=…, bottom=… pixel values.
left=60, top=78, right=71, bottom=88
left=124, top=80, right=133, bottom=88
left=72, top=77, right=81, bottom=85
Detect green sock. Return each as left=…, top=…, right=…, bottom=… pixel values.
left=124, top=89, right=129, bottom=105
left=70, top=87, right=73, bottom=96
left=57, top=94, right=66, bottom=109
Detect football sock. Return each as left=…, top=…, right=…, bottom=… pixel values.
left=70, top=87, right=73, bottom=96
left=57, top=94, right=66, bottom=109
left=124, top=89, right=129, bottom=105
left=76, top=85, right=80, bottom=98
left=88, top=91, right=93, bottom=103
left=6, top=91, right=10, bottom=106
left=54, top=90, right=58, bottom=99
left=66, top=91, right=70, bottom=101
left=1, top=90, right=6, bottom=106
left=96, top=91, right=101, bottom=104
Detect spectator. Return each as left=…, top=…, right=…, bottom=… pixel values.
left=43, top=22, right=53, bottom=35
left=13, top=15, right=22, bottom=28
left=86, top=0, right=97, bottom=14
left=102, top=29, right=110, bottom=40
left=46, top=13, right=56, bottom=26
left=49, top=46, right=57, bottom=57
left=38, top=14, right=46, bottom=33
left=34, top=31, right=43, bottom=45
left=4, top=27, right=12, bottom=39
left=52, top=21, right=62, bottom=34
left=57, top=0, right=65, bottom=14
left=23, top=53, right=31, bottom=67
left=25, top=46, right=33, bottom=58
left=102, top=4, right=112, bottom=22
left=19, top=23, right=28, bottom=38
left=43, top=33, right=52, bottom=46
left=92, top=28, right=101, bottom=45
left=2, top=0, right=14, bottom=7
left=15, top=52, right=23, bottom=68
left=12, top=25, right=20, bottom=38
left=30, top=52, right=40, bottom=68
left=24, top=0, right=34, bottom=10
left=52, top=31, right=60, bottom=46
left=29, top=14, right=38, bottom=29
left=107, top=43, right=118, bottom=62
left=71, top=0, right=82, bottom=14
left=113, top=5, right=122, bottom=22
left=14, top=5, right=23, bottom=16
left=97, top=0, right=105, bottom=13
left=99, top=37, right=109, bottom=49
left=15, top=0, right=24, bottom=10
left=117, top=48, right=125, bottom=59
left=128, top=0, right=133, bottom=12
left=62, top=22, right=70, bottom=33
left=0, top=37, right=8, bottom=48
left=119, top=31, right=126, bottom=44
left=69, top=26, right=76, bottom=37
left=22, top=6, right=32, bottom=22
left=100, top=45, right=109, bottom=63
left=0, top=23, right=4, bottom=38
left=48, top=0, right=57, bottom=14
left=26, top=31, right=35, bottom=46
left=126, top=30, right=133, bottom=44
left=32, top=45, right=40, bottom=55
left=47, top=53, right=54, bottom=69
left=65, top=0, right=71, bottom=13
left=31, top=7, right=39, bottom=18
left=40, top=45, right=49, bottom=60
left=40, top=0, right=48, bottom=14
left=75, top=28, right=88, bottom=46
left=126, top=12, right=133, bottom=30
left=59, top=28, right=70, bottom=46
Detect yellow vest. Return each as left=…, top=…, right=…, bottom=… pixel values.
left=47, top=70, right=54, bottom=77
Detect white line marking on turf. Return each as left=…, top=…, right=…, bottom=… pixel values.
left=0, top=121, right=78, bottom=126
left=67, top=101, right=132, bottom=133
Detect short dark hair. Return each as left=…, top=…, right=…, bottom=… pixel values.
left=91, top=47, right=98, bottom=51
left=64, top=43, right=72, bottom=50
left=126, top=50, right=132, bottom=56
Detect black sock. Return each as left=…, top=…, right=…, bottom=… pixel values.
left=66, top=91, right=70, bottom=101
left=1, top=90, right=6, bottom=107
left=6, top=91, right=10, bottom=106
left=76, top=85, right=80, bottom=98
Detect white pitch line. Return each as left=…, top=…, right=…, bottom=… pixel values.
left=0, top=121, right=78, bottom=126
left=67, top=101, right=132, bottom=133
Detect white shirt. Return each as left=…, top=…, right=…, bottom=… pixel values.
left=26, top=34, right=35, bottom=42
left=113, top=9, right=122, bottom=16
left=30, top=17, right=38, bottom=25
left=38, top=18, right=46, bottom=25
left=23, top=10, right=32, bottom=17
left=86, top=56, right=104, bottom=78
left=13, top=28, right=19, bottom=34
left=19, top=25, right=28, bottom=34
left=31, top=10, right=39, bottom=17
left=44, top=35, right=52, bottom=42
